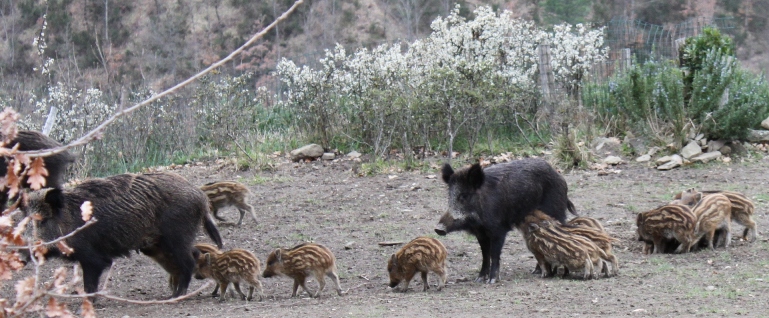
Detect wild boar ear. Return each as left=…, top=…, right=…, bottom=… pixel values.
left=695, top=193, right=703, bottom=202
left=43, top=188, right=65, bottom=212
left=528, top=223, right=539, bottom=232
left=275, top=249, right=282, bottom=262
left=465, top=163, right=484, bottom=189
left=441, top=163, right=454, bottom=184
left=204, top=253, right=212, bottom=266
left=390, top=254, right=397, bottom=268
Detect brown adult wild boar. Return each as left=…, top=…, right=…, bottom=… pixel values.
left=22, top=172, right=223, bottom=298
left=387, top=237, right=448, bottom=292
left=0, top=130, right=75, bottom=207
left=435, top=159, right=577, bottom=283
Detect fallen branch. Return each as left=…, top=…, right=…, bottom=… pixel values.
left=377, top=241, right=404, bottom=246
left=46, top=281, right=215, bottom=305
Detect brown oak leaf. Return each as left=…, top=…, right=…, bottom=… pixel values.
left=26, top=157, right=49, bottom=190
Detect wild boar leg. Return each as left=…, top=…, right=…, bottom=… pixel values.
left=475, top=234, right=491, bottom=283
left=420, top=271, right=429, bottom=291
left=487, top=235, right=506, bottom=284
left=314, top=274, right=326, bottom=298
left=79, top=253, right=113, bottom=296
left=232, top=282, right=247, bottom=300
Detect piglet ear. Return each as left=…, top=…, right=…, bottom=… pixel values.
left=275, top=249, right=282, bottom=262
left=390, top=254, right=397, bottom=268
left=204, top=253, right=212, bottom=266
left=465, top=163, right=485, bottom=189
left=694, top=193, right=703, bottom=202
left=441, top=163, right=454, bottom=184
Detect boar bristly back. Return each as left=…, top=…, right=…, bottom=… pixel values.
left=24, top=172, right=223, bottom=299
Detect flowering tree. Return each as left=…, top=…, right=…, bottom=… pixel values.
left=548, top=23, right=608, bottom=98
left=274, top=5, right=607, bottom=156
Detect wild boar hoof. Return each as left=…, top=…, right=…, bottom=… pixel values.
left=474, top=276, right=486, bottom=283
left=434, top=229, right=447, bottom=236
left=487, top=278, right=496, bottom=284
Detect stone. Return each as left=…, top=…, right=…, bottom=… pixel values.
left=727, top=141, right=746, bottom=156
left=635, top=154, right=651, bottom=162
left=762, top=117, right=769, bottom=130
left=290, top=144, right=324, bottom=162
left=680, top=141, right=703, bottom=159
left=656, top=156, right=673, bottom=165
left=603, top=156, right=623, bottom=165
left=694, top=133, right=705, bottom=141
left=698, top=138, right=707, bottom=147
left=321, top=152, right=335, bottom=160
left=344, top=241, right=355, bottom=250
left=747, top=129, right=769, bottom=143
left=657, top=155, right=683, bottom=170
left=691, top=151, right=722, bottom=163
left=626, top=137, right=647, bottom=155
left=591, top=137, right=621, bottom=154
left=347, top=150, right=362, bottom=158
left=707, top=140, right=726, bottom=152
left=647, top=147, right=660, bottom=157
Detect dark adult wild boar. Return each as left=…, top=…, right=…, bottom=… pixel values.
left=0, top=130, right=75, bottom=207
left=435, top=159, right=576, bottom=283
left=22, top=172, right=223, bottom=298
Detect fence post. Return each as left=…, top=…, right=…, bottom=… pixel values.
left=537, top=44, right=553, bottom=107
left=42, top=106, right=58, bottom=136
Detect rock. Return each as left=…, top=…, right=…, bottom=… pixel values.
left=344, top=241, right=355, bottom=250
left=290, top=144, right=325, bottom=162
left=591, top=137, right=621, bottom=154
left=698, top=138, right=707, bottom=147
left=347, top=150, right=362, bottom=158
left=694, top=133, right=705, bottom=141
left=747, top=129, right=769, bottom=143
left=723, top=157, right=732, bottom=163
left=680, top=141, right=703, bottom=159
left=626, top=138, right=647, bottom=155
left=727, top=141, right=746, bottom=156
left=707, top=140, right=726, bottom=152
left=691, top=151, right=722, bottom=163
left=656, top=156, right=673, bottom=165
left=635, top=154, right=651, bottom=162
left=603, top=156, right=623, bottom=165
left=762, top=117, right=769, bottom=130
left=657, top=155, right=683, bottom=170
left=647, top=147, right=660, bottom=157
left=321, top=152, right=335, bottom=160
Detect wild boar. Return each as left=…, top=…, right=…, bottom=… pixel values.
left=674, top=188, right=756, bottom=242
left=194, top=248, right=264, bottom=301
left=636, top=205, right=695, bottom=254
left=688, top=193, right=732, bottom=251
left=387, top=237, right=448, bottom=292
left=22, top=172, right=223, bottom=298
left=0, top=130, right=75, bottom=207
left=557, top=221, right=619, bottom=276
left=435, top=159, right=577, bottom=283
left=525, top=222, right=602, bottom=279
left=567, top=216, right=606, bottom=232
left=200, top=181, right=257, bottom=226
left=262, top=243, right=343, bottom=298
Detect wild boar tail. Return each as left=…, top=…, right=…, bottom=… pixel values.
left=203, top=213, right=223, bottom=248
left=567, top=199, right=578, bottom=216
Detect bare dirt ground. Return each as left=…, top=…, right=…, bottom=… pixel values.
left=6, top=155, right=769, bottom=317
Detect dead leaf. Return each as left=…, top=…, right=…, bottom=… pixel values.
left=26, top=157, right=49, bottom=190
left=56, top=241, right=74, bottom=256
left=80, top=201, right=93, bottom=222
left=45, top=297, right=73, bottom=318
left=80, top=298, right=96, bottom=318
